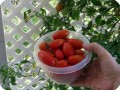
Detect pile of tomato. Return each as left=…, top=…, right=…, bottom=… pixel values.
left=38, top=30, right=86, bottom=67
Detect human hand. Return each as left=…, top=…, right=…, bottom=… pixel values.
left=71, top=42, right=120, bottom=90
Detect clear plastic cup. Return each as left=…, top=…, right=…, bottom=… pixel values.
left=33, top=30, right=92, bottom=84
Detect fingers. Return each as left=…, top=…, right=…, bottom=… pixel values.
left=71, top=75, right=93, bottom=88
left=71, top=75, right=87, bottom=87
left=83, top=42, right=113, bottom=60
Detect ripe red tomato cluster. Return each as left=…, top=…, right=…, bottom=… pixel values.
left=38, top=30, right=85, bottom=67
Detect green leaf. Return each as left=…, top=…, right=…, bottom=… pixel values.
left=77, top=0, right=87, bottom=11
left=24, top=9, right=31, bottom=22
left=87, top=32, right=93, bottom=36
left=16, top=73, right=23, bottom=78
left=94, top=31, right=99, bottom=34
left=90, top=0, right=101, bottom=6
left=5, top=87, right=12, bottom=90
left=62, top=7, right=70, bottom=16
left=2, top=76, right=8, bottom=84
left=19, top=66, right=22, bottom=70
left=99, top=6, right=110, bottom=15
left=10, top=76, right=17, bottom=85
left=95, top=15, right=102, bottom=25
left=23, top=41, right=30, bottom=46
left=100, top=20, right=105, bottom=26
left=20, top=60, right=30, bottom=64
left=69, top=0, right=75, bottom=7
left=54, top=83, right=67, bottom=90
left=90, top=28, right=94, bottom=33
left=70, top=9, right=80, bottom=20
left=69, top=26, right=75, bottom=31
left=86, top=21, right=92, bottom=30
left=86, top=6, right=96, bottom=16
left=52, top=18, right=60, bottom=26
left=72, top=86, right=81, bottom=90
left=109, top=0, right=120, bottom=7
left=106, top=17, right=116, bottom=25
left=40, top=8, right=46, bottom=16
left=27, top=9, right=32, bottom=13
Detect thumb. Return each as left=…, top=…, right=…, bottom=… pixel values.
left=83, top=42, right=113, bottom=60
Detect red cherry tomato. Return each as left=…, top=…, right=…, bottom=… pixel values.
left=39, top=42, right=49, bottom=51
left=56, top=2, right=64, bottom=12
left=47, top=51, right=55, bottom=57
left=68, top=39, right=83, bottom=49
left=68, top=55, right=83, bottom=65
left=38, top=50, right=56, bottom=66
left=55, top=60, right=67, bottom=67
left=75, top=49, right=85, bottom=55
left=55, top=49, right=64, bottom=59
left=52, top=30, right=69, bottom=40
left=50, top=39, right=64, bottom=49
left=63, top=42, right=74, bottom=57
left=75, top=49, right=86, bottom=59
left=66, top=64, right=72, bottom=67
